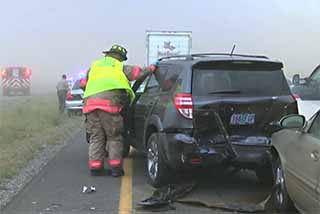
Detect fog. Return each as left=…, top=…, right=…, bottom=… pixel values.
left=0, top=0, right=319, bottom=93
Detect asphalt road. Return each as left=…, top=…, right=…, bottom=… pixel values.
left=2, top=130, right=275, bottom=214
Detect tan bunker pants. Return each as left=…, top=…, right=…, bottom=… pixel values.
left=86, top=110, right=123, bottom=167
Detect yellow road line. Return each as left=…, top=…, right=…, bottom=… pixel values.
left=119, top=158, right=133, bottom=214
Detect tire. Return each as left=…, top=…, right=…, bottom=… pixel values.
left=146, top=133, right=171, bottom=187
left=272, top=156, right=294, bottom=212
left=256, top=165, right=273, bottom=185
left=67, top=110, right=72, bottom=117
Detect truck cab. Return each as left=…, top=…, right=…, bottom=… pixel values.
left=1, top=67, right=32, bottom=96
left=291, top=65, right=320, bottom=119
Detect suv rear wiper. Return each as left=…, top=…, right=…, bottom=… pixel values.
left=208, top=89, right=241, bottom=94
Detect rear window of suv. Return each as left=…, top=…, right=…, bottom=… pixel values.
left=72, top=80, right=81, bottom=90
left=192, top=69, right=291, bottom=97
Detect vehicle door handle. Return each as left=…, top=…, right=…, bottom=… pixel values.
left=310, top=151, right=319, bottom=162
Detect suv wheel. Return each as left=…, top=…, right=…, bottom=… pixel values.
left=272, top=156, right=294, bottom=211
left=147, top=133, right=171, bottom=187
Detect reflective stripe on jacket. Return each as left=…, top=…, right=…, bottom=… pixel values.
left=82, top=98, right=123, bottom=113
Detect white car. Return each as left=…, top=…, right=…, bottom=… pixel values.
left=65, top=79, right=84, bottom=116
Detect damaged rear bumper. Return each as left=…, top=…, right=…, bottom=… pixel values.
left=158, top=133, right=272, bottom=170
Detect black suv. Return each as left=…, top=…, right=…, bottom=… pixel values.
left=125, top=53, right=298, bottom=187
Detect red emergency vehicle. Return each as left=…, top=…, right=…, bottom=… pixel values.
left=1, top=66, right=32, bottom=96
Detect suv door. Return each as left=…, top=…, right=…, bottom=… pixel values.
left=133, top=74, right=161, bottom=149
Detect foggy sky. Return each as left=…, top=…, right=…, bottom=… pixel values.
left=0, top=0, right=319, bottom=92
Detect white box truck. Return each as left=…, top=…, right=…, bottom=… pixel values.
left=146, top=31, right=192, bottom=66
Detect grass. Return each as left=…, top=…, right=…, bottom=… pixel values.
left=0, top=95, right=82, bottom=183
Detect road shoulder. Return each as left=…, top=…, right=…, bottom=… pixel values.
left=0, top=124, right=83, bottom=210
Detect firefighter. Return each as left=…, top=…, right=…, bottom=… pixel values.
left=56, top=74, right=69, bottom=114
left=81, top=45, right=153, bottom=177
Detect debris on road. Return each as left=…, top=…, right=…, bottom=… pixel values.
left=137, top=182, right=195, bottom=212
left=82, top=185, right=96, bottom=193
left=44, top=203, right=63, bottom=212
left=138, top=178, right=274, bottom=213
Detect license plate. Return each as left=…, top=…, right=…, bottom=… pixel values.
left=230, top=113, right=255, bottom=125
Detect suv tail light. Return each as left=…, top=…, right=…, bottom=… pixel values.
left=292, top=94, right=301, bottom=101
left=66, top=92, right=73, bottom=100
left=174, top=93, right=193, bottom=119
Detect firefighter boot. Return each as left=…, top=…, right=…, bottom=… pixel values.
left=109, top=167, right=124, bottom=177
left=108, top=159, right=124, bottom=177
left=89, top=160, right=104, bottom=176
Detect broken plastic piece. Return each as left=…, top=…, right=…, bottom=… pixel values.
left=174, top=134, right=196, bottom=144
left=82, top=186, right=88, bottom=193
left=90, top=186, right=96, bottom=191
left=82, top=185, right=96, bottom=193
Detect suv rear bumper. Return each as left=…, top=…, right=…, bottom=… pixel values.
left=158, top=133, right=272, bottom=170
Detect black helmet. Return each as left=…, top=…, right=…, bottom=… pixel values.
left=103, top=45, right=128, bottom=61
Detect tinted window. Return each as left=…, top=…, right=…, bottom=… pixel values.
left=310, top=67, right=320, bottom=82
left=145, top=74, right=160, bottom=93
left=7, top=68, right=23, bottom=78
left=192, top=69, right=290, bottom=97
left=309, top=113, right=320, bottom=139
left=155, top=65, right=168, bottom=88
left=161, top=66, right=180, bottom=92
left=135, top=77, right=149, bottom=93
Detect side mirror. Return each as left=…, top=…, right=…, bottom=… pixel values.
left=292, top=74, right=300, bottom=86
left=280, top=114, right=306, bottom=129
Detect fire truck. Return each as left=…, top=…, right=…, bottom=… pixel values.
left=1, top=66, right=32, bottom=96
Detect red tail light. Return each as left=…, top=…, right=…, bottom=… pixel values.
left=66, top=92, right=73, bottom=100
left=292, top=94, right=301, bottom=101
left=24, top=68, right=32, bottom=78
left=190, top=158, right=202, bottom=164
left=174, top=93, right=193, bottom=119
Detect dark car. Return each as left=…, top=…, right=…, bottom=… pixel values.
left=125, top=53, right=298, bottom=187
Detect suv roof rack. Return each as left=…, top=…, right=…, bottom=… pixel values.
left=158, top=55, right=194, bottom=62
left=158, top=53, right=269, bottom=62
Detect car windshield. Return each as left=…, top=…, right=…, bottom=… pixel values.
left=6, top=68, right=23, bottom=78
left=310, top=67, right=320, bottom=82
left=193, top=69, right=291, bottom=97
